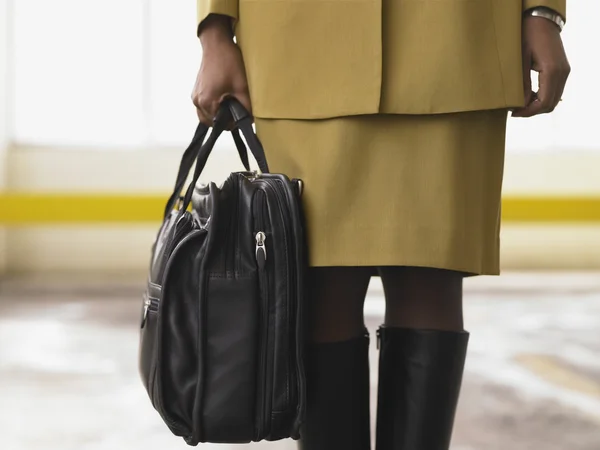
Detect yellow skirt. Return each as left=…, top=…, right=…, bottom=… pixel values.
left=254, top=110, right=508, bottom=275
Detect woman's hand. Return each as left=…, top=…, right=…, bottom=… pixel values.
left=512, top=15, right=570, bottom=118
left=192, top=15, right=252, bottom=126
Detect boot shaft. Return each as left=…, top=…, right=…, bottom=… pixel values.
left=376, top=327, right=469, bottom=450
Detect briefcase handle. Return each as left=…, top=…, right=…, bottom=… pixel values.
left=163, top=98, right=270, bottom=220
left=217, top=98, right=270, bottom=176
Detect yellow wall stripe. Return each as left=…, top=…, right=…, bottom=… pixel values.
left=502, top=197, right=600, bottom=223
left=0, top=194, right=600, bottom=225
left=0, top=194, right=165, bottom=224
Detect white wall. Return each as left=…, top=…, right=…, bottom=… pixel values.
left=0, top=0, right=11, bottom=273
left=10, top=0, right=204, bottom=149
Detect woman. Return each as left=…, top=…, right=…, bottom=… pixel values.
left=193, top=1, right=570, bottom=449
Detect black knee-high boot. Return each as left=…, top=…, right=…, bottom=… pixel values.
left=375, top=327, right=469, bottom=450
left=299, top=334, right=371, bottom=450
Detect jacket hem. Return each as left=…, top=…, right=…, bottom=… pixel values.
left=251, top=101, right=522, bottom=121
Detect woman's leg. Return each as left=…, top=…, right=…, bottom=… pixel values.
left=375, top=267, right=469, bottom=450
left=299, top=266, right=373, bottom=450
left=380, top=267, right=464, bottom=331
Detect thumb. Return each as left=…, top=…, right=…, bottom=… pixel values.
left=522, top=51, right=533, bottom=105
left=512, top=51, right=534, bottom=117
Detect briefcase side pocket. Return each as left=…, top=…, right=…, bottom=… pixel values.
left=154, top=230, right=208, bottom=437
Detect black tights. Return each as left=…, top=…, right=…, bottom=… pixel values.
left=306, top=266, right=464, bottom=343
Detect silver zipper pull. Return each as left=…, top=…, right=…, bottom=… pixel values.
left=255, top=231, right=267, bottom=269
left=141, top=298, right=151, bottom=328
left=200, top=215, right=211, bottom=230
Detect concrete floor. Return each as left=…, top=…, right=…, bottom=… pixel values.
left=1, top=273, right=600, bottom=450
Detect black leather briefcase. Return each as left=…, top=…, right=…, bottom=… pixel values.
left=138, top=99, right=307, bottom=445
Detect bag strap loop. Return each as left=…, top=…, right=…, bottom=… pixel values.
left=163, top=98, right=266, bottom=220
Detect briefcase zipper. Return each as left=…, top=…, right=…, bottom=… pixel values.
left=254, top=181, right=305, bottom=437
left=265, top=178, right=307, bottom=434
left=263, top=181, right=298, bottom=410
left=256, top=251, right=270, bottom=438
left=254, top=190, right=271, bottom=439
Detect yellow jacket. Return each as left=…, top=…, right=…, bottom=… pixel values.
left=198, top=0, right=566, bottom=119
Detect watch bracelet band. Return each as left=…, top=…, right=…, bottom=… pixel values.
left=525, top=7, right=565, bottom=32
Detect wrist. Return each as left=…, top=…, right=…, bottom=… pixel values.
left=198, top=14, right=234, bottom=46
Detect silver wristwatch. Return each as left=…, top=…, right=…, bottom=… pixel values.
left=525, top=7, right=565, bottom=32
